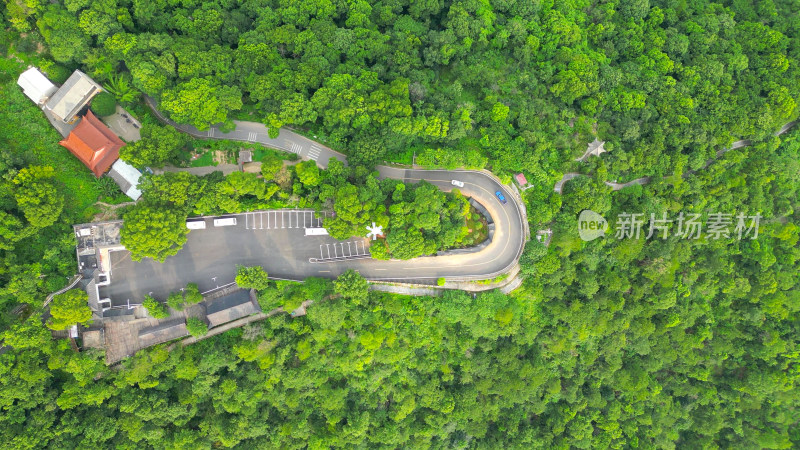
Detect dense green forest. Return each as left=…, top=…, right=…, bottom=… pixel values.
left=1, top=0, right=799, bottom=448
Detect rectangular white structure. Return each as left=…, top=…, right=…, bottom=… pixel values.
left=108, top=159, right=142, bottom=200
left=186, top=220, right=206, bottom=230
left=304, top=227, right=329, bottom=236
left=17, top=67, right=56, bottom=105
left=213, top=217, right=237, bottom=227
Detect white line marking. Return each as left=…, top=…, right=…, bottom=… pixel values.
left=347, top=242, right=352, bottom=256
left=326, top=244, right=331, bottom=259
left=320, top=246, right=324, bottom=259
left=282, top=211, right=285, bottom=228
left=260, top=212, right=263, bottom=229
left=248, top=131, right=257, bottom=141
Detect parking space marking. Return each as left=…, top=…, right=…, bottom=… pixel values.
left=241, top=209, right=329, bottom=233
left=208, top=129, right=214, bottom=138
left=314, top=240, right=370, bottom=262
left=248, top=131, right=258, bottom=141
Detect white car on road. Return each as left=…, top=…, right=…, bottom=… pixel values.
left=451, top=180, right=465, bottom=188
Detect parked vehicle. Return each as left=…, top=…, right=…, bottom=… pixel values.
left=213, top=217, right=237, bottom=227
left=495, top=191, right=507, bottom=204
left=186, top=220, right=206, bottom=230
left=451, top=179, right=465, bottom=187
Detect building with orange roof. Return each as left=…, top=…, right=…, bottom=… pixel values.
left=59, top=110, right=125, bottom=177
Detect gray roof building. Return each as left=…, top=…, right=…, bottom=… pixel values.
left=205, top=289, right=261, bottom=328
left=45, top=70, right=102, bottom=124
left=138, top=319, right=189, bottom=347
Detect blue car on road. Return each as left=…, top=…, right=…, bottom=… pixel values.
left=495, top=191, right=507, bottom=204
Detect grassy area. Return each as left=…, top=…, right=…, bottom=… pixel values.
left=189, top=151, right=217, bottom=167
left=0, top=79, right=100, bottom=219
left=185, top=138, right=299, bottom=168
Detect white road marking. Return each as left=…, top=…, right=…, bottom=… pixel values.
left=288, top=142, right=302, bottom=154
left=260, top=212, right=263, bottom=229
left=282, top=211, right=285, bottom=228
left=248, top=131, right=257, bottom=141
left=208, top=129, right=214, bottom=137
left=309, top=145, right=322, bottom=160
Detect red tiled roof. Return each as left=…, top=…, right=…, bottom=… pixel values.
left=58, top=111, right=124, bottom=177
left=515, top=173, right=528, bottom=186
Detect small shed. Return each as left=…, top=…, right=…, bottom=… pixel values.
left=515, top=173, right=528, bottom=186
left=17, top=67, right=56, bottom=105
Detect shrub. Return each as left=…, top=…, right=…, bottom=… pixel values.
left=186, top=318, right=208, bottom=337
left=184, top=283, right=203, bottom=304
left=142, top=295, right=169, bottom=319
left=235, top=265, right=270, bottom=291
left=167, top=292, right=185, bottom=311
left=437, top=277, right=446, bottom=286
left=92, top=92, right=117, bottom=116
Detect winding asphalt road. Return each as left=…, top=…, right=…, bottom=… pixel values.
left=104, top=99, right=527, bottom=299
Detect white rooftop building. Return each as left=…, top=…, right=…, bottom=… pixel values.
left=107, top=160, right=142, bottom=200
left=17, top=67, right=57, bottom=105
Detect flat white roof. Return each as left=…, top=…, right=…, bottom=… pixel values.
left=17, top=67, right=56, bottom=104
left=109, top=159, right=142, bottom=200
